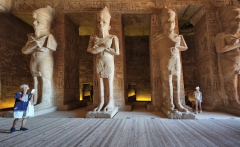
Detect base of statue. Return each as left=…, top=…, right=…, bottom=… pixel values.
left=35, top=106, right=57, bottom=116
left=86, top=107, right=118, bottom=118
left=162, top=107, right=196, bottom=119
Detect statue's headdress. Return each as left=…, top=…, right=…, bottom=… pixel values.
left=218, top=6, right=240, bottom=23
left=97, top=6, right=111, bottom=23
left=161, top=8, right=176, bottom=24
left=33, top=6, right=54, bottom=24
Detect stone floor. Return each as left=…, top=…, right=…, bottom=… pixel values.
left=35, top=105, right=240, bottom=120
left=0, top=105, right=240, bottom=147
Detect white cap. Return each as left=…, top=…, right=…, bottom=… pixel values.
left=195, top=86, right=200, bottom=90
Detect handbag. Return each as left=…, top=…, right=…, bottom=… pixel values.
left=26, top=102, right=34, bottom=117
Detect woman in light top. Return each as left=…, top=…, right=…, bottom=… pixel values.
left=193, top=86, right=202, bottom=114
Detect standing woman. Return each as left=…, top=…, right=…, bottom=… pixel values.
left=10, top=84, right=34, bottom=133
left=193, top=86, right=202, bottom=114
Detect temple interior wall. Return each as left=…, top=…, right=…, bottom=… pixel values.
left=1, top=0, right=240, bottom=116
left=53, top=14, right=87, bottom=110
left=181, top=34, right=198, bottom=99
left=79, top=36, right=93, bottom=101
left=0, top=13, right=33, bottom=109
left=125, top=36, right=151, bottom=102
left=194, top=10, right=220, bottom=111
left=63, top=14, right=80, bottom=105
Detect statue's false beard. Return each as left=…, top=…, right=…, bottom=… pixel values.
left=34, top=27, right=49, bottom=38
left=35, top=30, right=40, bottom=38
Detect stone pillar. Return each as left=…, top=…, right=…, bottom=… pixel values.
left=194, top=9, right=219, bottom=111
left=53, top=13, right=85, bottom=111
left=110, top=12, right=129, bottom=111
left=147, top=13, right=162, bottom=111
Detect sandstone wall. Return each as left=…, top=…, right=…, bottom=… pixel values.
left=53, top=14, right=84, bottom=110
left=182, top=35, right=198, bottom=100
left=79, top=36, right=93, bottom=101
left=0, top=13, right=33, bottom=109
left=194, top=10, right=219, bottom=110
left=125, top=36, right=151, bottom=102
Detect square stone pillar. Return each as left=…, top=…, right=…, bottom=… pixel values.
left=53, top=13, right=86, bottom=110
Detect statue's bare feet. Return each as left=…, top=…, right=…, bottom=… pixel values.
left=104, top=101, right=114, bottom=112
left=93, top=102, right=104, bottom=112
left=181, top=107, right=189, bottom=112
left=169, top=109, right=178, bottom=114
left=176, top=104, right=189, bottom=112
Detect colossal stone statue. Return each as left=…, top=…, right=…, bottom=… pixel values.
left=157, top=8, right=193, bottom=118
left=22, top=6, right=57, bottom=110
left=215, top=6, right=240, bottom=108
left=87, top=7, right=120, bottom=112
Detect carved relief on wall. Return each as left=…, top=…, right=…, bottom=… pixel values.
left=194, top=13, right=213, bottom=107
left=193, top=8, right=222, bottom=109
left=52, top=13, right=65, bottom=92
left=125, top=36, right=151, bottom=101
left=215, top=6, right=240, bottom=109
left=207, top=10, right=220, bottom=96
left=0, top=13, right=33, bottom=109
left=11, top=0, right=209, bottom=14
left=64, top=15, right=79, bottom=90
left=181, top=35, right=197, bottom=93
left=149, top=13, right=162, bottom=110
left=195, top=15, right=208, bottom=60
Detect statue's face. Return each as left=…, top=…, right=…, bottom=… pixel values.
left=162, top=12, right=175, bottom=32
left=97, top=14, right=110, bottom=32
left=221, top=9, right=240, bottom=35
left=229, top=17, right=240, bottom=35
left=33, top=13, right=48, bottom=31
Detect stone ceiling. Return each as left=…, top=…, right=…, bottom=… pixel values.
left=10, top=3, right=205, bottom=36
left=3, top=0, right=240, bottom=36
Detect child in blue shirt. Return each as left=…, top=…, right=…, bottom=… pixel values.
left=10, top=84, right=34, bottom=133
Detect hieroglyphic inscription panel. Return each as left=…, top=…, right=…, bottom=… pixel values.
left=194, top=10, right=220, bottom=109
left=12, top=0, right=205, bottom=13
left=52, top=13, right=65, bottom=108
left=64, top=14, right=80, bottom=104
left=149, top=13, right=162, bottom=110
